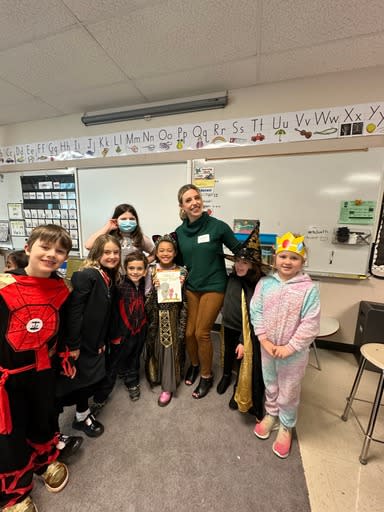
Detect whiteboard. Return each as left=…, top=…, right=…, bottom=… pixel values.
left=77, top=163, right=189, bottom=253
left=196, top=149, right=384, bottom=277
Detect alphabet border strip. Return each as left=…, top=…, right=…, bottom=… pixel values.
left=0, top=101, right=383, bottom=165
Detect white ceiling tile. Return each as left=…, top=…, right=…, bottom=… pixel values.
left=260, top=32, right=384, bottom=83
left=135, top=57, right=258, bottom=100
left=0, top=28, right=127, bottom=96
left=0, top=98, right=62, bottom=126
left=261, top=0, right=384, bottom=53
left=87, top=0, right=258, bottom=77
left=0, top=79, right=37, bottom=104
left=63, top=0, right=162, bottom=23
left=0, top=0, right=77, bottom=50
left=41, top=81, right=145, bottom=114
left=0, top=0, right=381, bottom=126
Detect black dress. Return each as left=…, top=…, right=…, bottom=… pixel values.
left=56, top=266, right=115, bottom=396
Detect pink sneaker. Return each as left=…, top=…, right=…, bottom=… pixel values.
left=158, top=391, right=172, bottom=407
left=272, top=424, right=292, bottom=459
left=254, top=414, right=279, bottom=439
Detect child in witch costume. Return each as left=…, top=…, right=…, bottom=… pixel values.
left=217, top=222, right=266, bottom=419
left=144, top=233, right=188, bottom=407
left=0, top=225, right=73, bottom=512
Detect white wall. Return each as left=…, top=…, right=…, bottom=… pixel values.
left=2, top=65, right=384, bottom=344
left=2, top=66, right=384, bottom=145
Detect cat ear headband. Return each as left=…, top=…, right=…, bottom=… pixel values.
left=152, top=232, right=178, bottom=250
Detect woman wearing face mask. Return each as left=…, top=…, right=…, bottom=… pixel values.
left=85, top=204, right=155, bottom=265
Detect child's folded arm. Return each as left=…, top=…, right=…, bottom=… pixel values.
left=288, top=287, right=321, bottom=352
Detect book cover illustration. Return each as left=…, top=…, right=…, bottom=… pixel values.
left=157, top=269, right=182, bottom=303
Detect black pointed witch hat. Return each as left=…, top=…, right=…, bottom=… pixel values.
left=224, top=221, right=271, bottom=270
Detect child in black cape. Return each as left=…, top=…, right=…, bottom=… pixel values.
left=217, top=222, right=266, bottom=419
left=0, top=225, right=73, bottom=511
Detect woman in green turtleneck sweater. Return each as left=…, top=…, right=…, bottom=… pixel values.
left=176, top=184, right=241, bottom=399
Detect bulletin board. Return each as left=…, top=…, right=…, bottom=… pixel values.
left=193, top=149, right=384, bottom=278
left=77, top=162, right=189, bottom=253
left=0, top=169, right=80, bottom=251
left=20, top=172, right=80, bottom=250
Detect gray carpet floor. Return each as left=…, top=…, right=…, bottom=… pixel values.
left=32, top=335, right=311, bottom=512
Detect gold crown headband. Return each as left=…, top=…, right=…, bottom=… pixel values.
left=276, top=232, right=306, bottom=257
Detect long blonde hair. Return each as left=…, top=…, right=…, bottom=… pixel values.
left=82, top=234, right=121, bottom=282
left=177, top=184, right=202, bottom=220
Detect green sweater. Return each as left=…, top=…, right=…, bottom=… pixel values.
left=176, top=212, right=241, bottom=292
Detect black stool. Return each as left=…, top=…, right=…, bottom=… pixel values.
left=341, top=343, right=384, bottom=464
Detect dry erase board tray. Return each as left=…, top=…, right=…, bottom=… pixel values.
left=332, top=228, right=371, bottom=246
left=308, top=271, right=368, bottom=280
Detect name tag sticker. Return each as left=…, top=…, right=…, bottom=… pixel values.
left=198, top=234, right=210, bottom=243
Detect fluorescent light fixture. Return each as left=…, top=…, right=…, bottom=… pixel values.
left=81, top=91, right=228, bottom=126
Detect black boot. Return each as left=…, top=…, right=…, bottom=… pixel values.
left=192, top=376, right=214, bottom=399
left=216, top=374, right=232, bottom=394
left=228, top=386, right=238, bottom=410
left=184, top=364, right=200, bottom=386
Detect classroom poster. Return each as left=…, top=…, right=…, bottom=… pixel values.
left=20, top=174, right=79, bottom=248
left=339, top=200, right=376, bottom=225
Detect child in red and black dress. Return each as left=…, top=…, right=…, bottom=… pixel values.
left=92, top=250, right=148, bottom=407
left=0, top=225, right=72, bottom=512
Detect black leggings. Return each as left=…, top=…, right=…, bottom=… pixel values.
left=94, top=330, right=147, bottom=403
left=56, top=383, right=98, bottom=415
left=222, top=327, right=242, bottom=376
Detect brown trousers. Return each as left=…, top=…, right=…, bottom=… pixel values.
left=185, top=290, right=224, bottom=377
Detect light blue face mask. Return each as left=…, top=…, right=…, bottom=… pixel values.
left=118, top=219, right=137, bottom=233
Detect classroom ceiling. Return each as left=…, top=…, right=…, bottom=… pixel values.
left=0, top=0, right=383, bottom=127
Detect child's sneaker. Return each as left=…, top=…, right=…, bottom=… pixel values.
left=254, top=414, right=279, bottom=439
left=127, top=384, right=140, bottom=401
left=4, top=496, right=38, bottom=512
left=272, top=424, right=292, bottom=459
left=42, top=461, right=69, bottom=493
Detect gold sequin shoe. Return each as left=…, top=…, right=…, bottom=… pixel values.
left=4, top=496, right=38, bottom=512
left=42, top=461, right=69, bottom=493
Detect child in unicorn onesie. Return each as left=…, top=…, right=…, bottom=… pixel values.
left=250, top=232, right=320, bottom=459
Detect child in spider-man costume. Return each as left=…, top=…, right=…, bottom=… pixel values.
left=0, top=225, right=74, bottom=512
